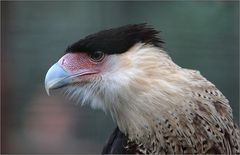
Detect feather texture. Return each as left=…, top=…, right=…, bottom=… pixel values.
left=64, top=42, right=240, bottom=154
left=100, top=43, right=240, bottom=154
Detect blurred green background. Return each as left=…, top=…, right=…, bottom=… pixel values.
left=1, top=1, right=239, bottom=154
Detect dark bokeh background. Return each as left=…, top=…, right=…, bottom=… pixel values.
left=1, top=1, right=239, bottom=154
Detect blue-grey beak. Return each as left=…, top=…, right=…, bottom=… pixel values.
left=45, top=63, right=70, bottom=95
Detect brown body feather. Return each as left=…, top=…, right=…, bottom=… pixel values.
left=120, top=86, right=240, bottom=154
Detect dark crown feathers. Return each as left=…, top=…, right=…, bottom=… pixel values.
left=66, top=23, right=163, bottom=54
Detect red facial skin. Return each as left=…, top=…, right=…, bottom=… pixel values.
left=57, top=53, right=105, bottom=82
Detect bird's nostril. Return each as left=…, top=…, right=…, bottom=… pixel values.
left=61, top=59, right=65, bottom=65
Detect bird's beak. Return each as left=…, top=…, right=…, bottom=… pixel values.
left=45, top=53, right=100, bottom=95
left=45, top=63, right=71, bottom=95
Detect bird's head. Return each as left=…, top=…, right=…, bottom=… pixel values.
left=45, top=24, right=183, bottom=136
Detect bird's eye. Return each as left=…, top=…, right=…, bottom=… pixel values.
left=89, top=51, right=105, bottom=62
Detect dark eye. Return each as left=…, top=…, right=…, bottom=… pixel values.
left=89, top=51, right=105, bottom=62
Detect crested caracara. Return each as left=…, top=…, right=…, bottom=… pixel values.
left=45, top=24, right=240, bottom=154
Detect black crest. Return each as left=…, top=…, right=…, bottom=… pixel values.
left=66, top=23, right=163, bottom=54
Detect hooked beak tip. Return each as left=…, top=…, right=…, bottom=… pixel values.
left=45, top=63, right=70, bottom=95
left=46, top=88, right=50, bottom=96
